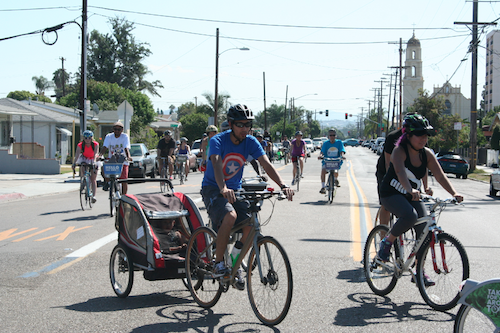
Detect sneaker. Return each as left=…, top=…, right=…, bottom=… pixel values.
left=91, top=196, right=97, bottom=203
left=233, top=268, right=245, bottom=290
left=291, top=179, right=296, bottom=185
left=335, top=179, right=340, bottom=187
left=301, top=174, right=304, bottom=178
left=320, top=187, right=326, bottom=194
left=377, top=238, right=392, bottom=262
left=169, top=176, right=173, bottom=180
left=411, top=271, right=436, bottom=287
left=213, top=261, right=230, bottom=279
left=102, top=182, right=109, bottom=191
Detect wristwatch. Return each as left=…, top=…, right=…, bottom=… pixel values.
left=280, top=184, right=289, bottom=190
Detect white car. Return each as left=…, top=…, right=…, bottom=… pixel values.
left=303, top=138, right=314, bottom=156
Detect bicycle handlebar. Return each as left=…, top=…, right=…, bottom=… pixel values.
left=234, top=188, right=287, bottom=202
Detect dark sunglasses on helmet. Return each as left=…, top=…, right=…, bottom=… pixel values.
left=233, top=122, right=252, bottom=128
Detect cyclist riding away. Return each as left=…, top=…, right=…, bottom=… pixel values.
left=72, top=130, right=99, bottom=203
left=201, top=104, right=294, bottom=290
left=157, top=130, right=175, bottom=180
left=200, top=125, right=218, bottom=172
left=100, top=121, right=132, bottom=195
left=377, top=114, right=463, bottom=285
left=291, top=131, right=306, bottom=185
left=176, top=137, right=191, bottom=180
left=318, top=129, right=346, bottom=193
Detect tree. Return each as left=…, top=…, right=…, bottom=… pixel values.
left=87, top=17, right=163, bottom=97
left=491, top=124, right=500, bottom=150
left=52, top=68, right=73, bottom=100
left=7, top=90, right=51, bottom=103
left=202, top=92, right=231, bottom=125
left=31, top=76, right=52, bottom=96
left=179, top=113, right=209, bottom=143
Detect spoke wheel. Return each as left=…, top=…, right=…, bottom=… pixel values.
left=185, top=226, right=223, bottom=308
left=79, top=177, right=87, bottom=211
left=454, top=304, right=497, bottom=333
left=109, top=180, right=119, bottom=217
left=109, top=244, right=134, bottom=298
left=160, top=167, right=167, bottom=193
left=416, top=232, right=469, bottom=311
left=86, top=176, right=93, bottom=209
left=328, top=172, right=334, bottom=203
left=247, top=236, right=293, bottom=326
left=363, top=225, right=398, bottom=296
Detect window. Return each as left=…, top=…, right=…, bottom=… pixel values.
left=412, top=50, right=416, bottom=59
left=445, top=85, right=450, bottom=94
left=445, top=100, right=452, bottom=115
left=412, top=66, right=416, bottom=77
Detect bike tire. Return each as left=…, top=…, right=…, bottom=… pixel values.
left=109, top=244, right=134, bottom=298
left=247, top=236, right=293, bottom=326
left=295, top=163, right=300, bottom=192
left=416, top=232, right=470, bottom=312
left=363, top=224, right=399, bottom=296
left=79, top=177, right=87, bottom=211
left=86, top=175, right=93, bottom=209
left=454, top=304, right=497, bottom=332
left=185, top=226, right=223, bottom=308
left=160, top=167, right=167, bottom=193
left=109, top=180, right=118, bottom=217
left=328, top=172, right=334, bottom=203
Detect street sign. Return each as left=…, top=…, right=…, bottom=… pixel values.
left=117, top=100, right=134, bottom=132
left=454, top=122, right=462, bottom=130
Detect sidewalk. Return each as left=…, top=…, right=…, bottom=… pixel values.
left=0, top=172, right=80, bottom=203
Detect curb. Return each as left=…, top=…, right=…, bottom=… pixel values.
left=0, top=193, right=26, bottom=202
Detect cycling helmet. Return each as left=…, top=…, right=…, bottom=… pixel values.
left=227, top=104, right=254, bottom=122
left=83, top=130, right=93, bottom=138
left=221, top=121, right=230, bottom=131
left=180, top=137, right=188, bottom=142
left=295, top=131, right=303, bottom=136
left=206, top=125, right=218, bottom=133
left=176, top=140, right=180, bottom=145
left=256, top=133, right=263, bottom=138
left=164, top=130, right=172, bottom=136
left=403, top=114, right=434, bottom=135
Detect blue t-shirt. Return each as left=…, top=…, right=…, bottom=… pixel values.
left=202, top=131, right=265, bottom=190
left=321, top=139, right=345, bottom=166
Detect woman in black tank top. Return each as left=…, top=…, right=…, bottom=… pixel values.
left=377, top=114, right=463, bottom=266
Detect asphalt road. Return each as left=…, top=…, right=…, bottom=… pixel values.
left=0, top=147, right=499, bottom=332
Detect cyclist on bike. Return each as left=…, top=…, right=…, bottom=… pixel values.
left=281, top=135, right=291, bottom=161
left=201, top=104, right=294, bottom=290
left=157, top=130, right=175, bottom=180
left=72, top=130, right=99, bottom=203
left=377, top=114, right=463, bottom=284
left=176, top=137, right=191, bottom=180
left=318, top=129, right=346, bottom=193
left=100, top=121, right=132, bottom=195
left=291, top=131, right=306, bottom=185
left=201, top=125, right=218, bottom=171
left=264, top=130, right=273, bottom=162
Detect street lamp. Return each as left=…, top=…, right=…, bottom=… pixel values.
left=214, top=28, right=249, bottom=127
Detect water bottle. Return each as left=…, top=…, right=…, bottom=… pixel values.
left=230, top=241, right=243, bottom=267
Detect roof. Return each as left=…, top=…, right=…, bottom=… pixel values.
left=0, top=98, right=37, bottom=116
left=0, top=98, right=79, bottom=124
left=407, top=32, right=420, bottom=47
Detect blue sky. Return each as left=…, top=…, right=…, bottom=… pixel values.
left=1, top=0, right=499, bottom=122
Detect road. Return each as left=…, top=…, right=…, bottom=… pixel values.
left=0, top=147, right=499, bottom=332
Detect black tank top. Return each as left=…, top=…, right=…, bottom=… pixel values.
left=380, top=144, right=427, bottom=198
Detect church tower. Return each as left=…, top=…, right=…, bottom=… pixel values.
left=403, top=33, right=424, bottom=112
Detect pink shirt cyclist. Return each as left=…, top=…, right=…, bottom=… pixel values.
left=291, top=131, right=306, bottom=184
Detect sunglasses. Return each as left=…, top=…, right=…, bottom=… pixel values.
left=329, top=134, right=336, bottom=137
left=113, top=127, right=123, bottom=131
left=233, top=122, right=252, bottom=128
left=412, top=130, right=428, bottom=137
left=84, top=137, right=92, bottom=139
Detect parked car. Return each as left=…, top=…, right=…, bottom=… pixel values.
left=313, top=139, right=323, bottom=150
left=436, top=152, right=469, bottom=179
left=128, top=143, right=156, bottom=178
left=362, top=140, right=372, bottom=148
left=190, top=139, right=203, bottom=171
left=490, top=170, right=500, bottom=196
left=372, top=137, right=385, bottom=152
left=377, top=142, right=384, bottom=155
left=343, top=138, right=359, bottom=147
left=303, top=138, right=314, bottom=156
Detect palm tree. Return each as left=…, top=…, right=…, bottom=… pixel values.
left=31, top=76, right=53, bottom=96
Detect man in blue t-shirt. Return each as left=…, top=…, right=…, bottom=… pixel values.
left=318, top=129, right=346, bottom=193
left=202, top=104, right=294, bottom=288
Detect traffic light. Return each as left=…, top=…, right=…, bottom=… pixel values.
left=345, top=113, right=348, bottom=119
left=325, top=109, right=329, bottom=116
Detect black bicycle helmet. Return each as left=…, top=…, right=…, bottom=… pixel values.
left=227, top=104, right=254, bottom=122
left=221, top=121, right=230, bottom=131
left=295, top=131, right=303, bottom=136
left=403, top=114, right=434, bottom=136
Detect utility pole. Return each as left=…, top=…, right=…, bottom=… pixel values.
left=283, top=85, right=288, bottom=137
left=79, top=0, right=88, bottom=132
left=455, top=0, right=497, bottom=171
left=263, top=72, right=267, bottom=131
left=59, top=57, right=66, bottom=97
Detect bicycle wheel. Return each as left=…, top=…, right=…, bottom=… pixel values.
left=185, top=226, right=223, bottom=308
left=109, top=180, right=118, bottom=217
left=363, top=224, right=398, bottom=296
left=109, top=244, right=134, bottom=298
left=295, top=163, right=300, bottom=192
left=328, top=172, right=334, bottom=203
left=247, top=236, right=293, bottom=326
left=160, top=166, right=166, bottom=193
left=454, top=304, right=497, bottom=332
left=79, top=177, right=87, bottom=211
left=416, top=232, right=469, bottom=311
left=180, top=165, right=184, bottom=185
left=86, top=175, right=93, bottom=209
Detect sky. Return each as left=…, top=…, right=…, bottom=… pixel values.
left=1, top=0, right=500, bottom=124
